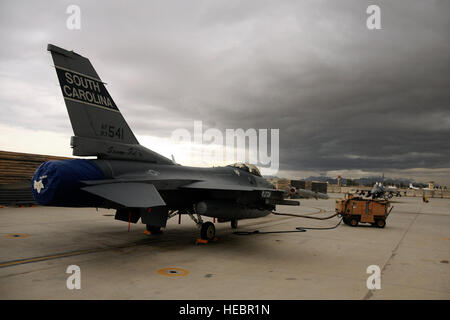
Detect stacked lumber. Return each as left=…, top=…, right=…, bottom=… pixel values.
left=0, top=150, right=72, bottom=205
left=275, top=178, right=291, bottom=191
left=0, top=150, right=71, bottom=185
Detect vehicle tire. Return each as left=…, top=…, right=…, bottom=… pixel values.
left=231, top=218, right=238, bottom=229
left=146, top=225, right=161, bottom=234
left=349, top=217, right=359, bottom=227
left=200, top=222, right=215, bottom=240
left=375, top=219, right=386, bottom=228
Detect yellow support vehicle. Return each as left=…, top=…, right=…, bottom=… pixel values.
left=335, top=194, right=392, bottom=228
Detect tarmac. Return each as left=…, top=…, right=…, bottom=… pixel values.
left=0, top=194, right=449, bottom=299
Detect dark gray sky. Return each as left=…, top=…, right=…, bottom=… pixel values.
left=1, top=1, right=449, bottom=183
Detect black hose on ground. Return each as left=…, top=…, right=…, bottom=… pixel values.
left=233, top=211, right=343, bottom=236
left=272, top=211, right=340, bottom=220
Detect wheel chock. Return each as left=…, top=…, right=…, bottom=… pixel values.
left=195, top=238, right=209, bottom=245
left=195, top=237, right=219, bottom=245
left=144, top=230, right=152, bottom=235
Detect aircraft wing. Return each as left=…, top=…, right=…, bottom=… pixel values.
left=181, top=182, right=298, bottom=205
left=83, top=179, right=281, bottom=193
left=81, top=178, right=199, bottom=190
left=82, top=182, right=166, bottom=207
left=180, top=181, right=282, bottom=193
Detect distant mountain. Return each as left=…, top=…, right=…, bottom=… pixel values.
left=304, top=175, right=420, bottom=187
left=263, top=174, right=432, bottom=187
left=305, top=176, right=337, bottom=184
left=262, top=175, right=280, bottom=180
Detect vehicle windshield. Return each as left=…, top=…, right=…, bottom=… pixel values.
left=229, top=163, right=262, bottom=177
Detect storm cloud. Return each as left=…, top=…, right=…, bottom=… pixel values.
left=0, top=1, right=449, bottom=181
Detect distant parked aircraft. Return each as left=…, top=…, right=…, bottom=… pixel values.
left=288, top=186, right=329, bottom=200
left=409, top=183, right=420, bottom=190
left=358, top=182, right=401, bottom=199
left=409, top=183, right=435, bottom=191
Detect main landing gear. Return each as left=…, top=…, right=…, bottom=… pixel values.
left=145, top=225, right=162, bottom=234
left=231, top=218, right=238, bottom=229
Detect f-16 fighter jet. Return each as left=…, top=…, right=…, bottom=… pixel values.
left=31, top=44, right=296, bottom=240
left=288, top=187, right=329, bottom=200
left=358, top=182, right=401, bottom=199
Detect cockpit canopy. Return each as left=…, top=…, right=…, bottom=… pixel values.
left=229, top=163, right=262, bottom=177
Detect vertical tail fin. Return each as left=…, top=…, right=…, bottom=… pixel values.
left=48, top=44, right=138, bottom=144
left=47, top=44, right=173, bottom=164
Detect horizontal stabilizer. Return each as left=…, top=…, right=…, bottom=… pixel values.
left=71, top=136, right=173, bottom=164
left=82, top=183, right=166, bottom=208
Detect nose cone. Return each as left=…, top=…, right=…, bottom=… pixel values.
left=31, top=159, right=104, bottom=206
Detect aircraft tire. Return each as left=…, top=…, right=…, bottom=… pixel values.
left=201, top=222, right=215, bottom=240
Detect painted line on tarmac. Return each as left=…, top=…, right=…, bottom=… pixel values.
left=0, top=237, right=164, bottom=269
left=0, top=248, right=108, bottom=268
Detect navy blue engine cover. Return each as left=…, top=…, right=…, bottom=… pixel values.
left=31, top=159, right=105, bottom=207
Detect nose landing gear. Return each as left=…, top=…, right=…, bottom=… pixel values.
left=200, top=222, right=216, bottom=240
left=188, top=211, right=217, bottom=242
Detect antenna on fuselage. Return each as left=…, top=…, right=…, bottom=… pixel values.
left=171, top=154, right=179, bottom=165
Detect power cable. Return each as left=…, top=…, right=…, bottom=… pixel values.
left=233, top=210, right=343, bottom=236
